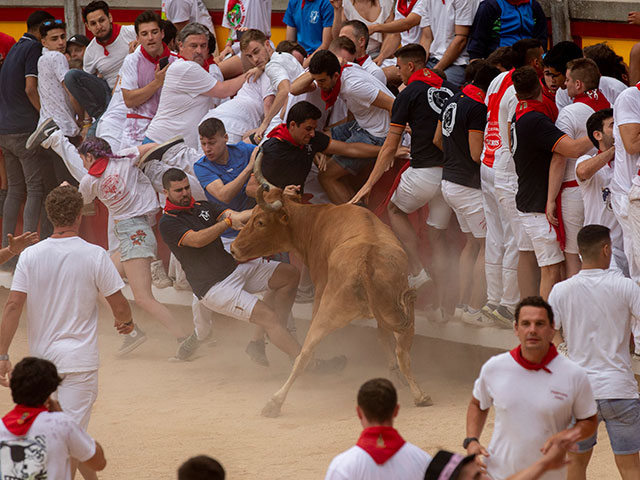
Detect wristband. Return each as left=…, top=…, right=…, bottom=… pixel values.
left=463, top=437, right=479, bottom=449
left=0, top=354, right=9, bottom=361
left=224, top=217, right=233, bottom=228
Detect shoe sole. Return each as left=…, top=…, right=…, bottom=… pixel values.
left=138, top=136, right=184, bottom=168
left=116, top=334, right=147, bottom=357
left=492, top=314, right=514, bottom=329
left=26, top=119, right=57, bottom=150
left=461, top=316, right=493, bottom=328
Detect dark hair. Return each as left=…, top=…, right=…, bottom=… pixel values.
left=161, top=20, right=177, bottom=46
left=162, top=168, right=188, bottom=189
left=578, top=224, right=611, bottom=260
left=239, top=28, right=268, bottom=52
left=275, top=40, right=307, bottom=58
left=309, top=49, right=341, bottom=77
left=45, top=185, right=84, bottom=227
left=134, top=10, right=161, bottom=34
left=357, top=378, right=397, bottom=423
left=512, top=66, right=541, bottom=100
left=464, top=59, right=486, bottom=85
left=566, top=57, right=601, bottom=91
left=11, top=357, right=62, bottom=407
left=83, top=0, right=110, bottom=22
left=27, top=11, right=55, bottom=31
left=286, top=101, right=322, bottom=127
left=543, top=41, right=583, bottom=74
left=584, top=43, right=628, bottom=85
left=178, top=455, right=225, bottom=480
left=198, top=118, right=226, bottom=138
left=515, top=296, right=554, bottom=326
left=394, top=43, right=427, bottom=66
left=586, top=108, right=613, bottom=149
left=39, top=19, right=66, bottom=39
left=342, top=19, right=369, bottom=50
left=511, top=38, right=543, bottom=68
left=330, top=36, right=356, bottom=56
left=487, top=46, right=515, bottom=71
left=474, top=65, right=500, bottom=91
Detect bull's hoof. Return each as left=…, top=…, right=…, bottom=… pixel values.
left=261, top=398, right=283, bottom=417
left=414, top=395, right=434, bottom=407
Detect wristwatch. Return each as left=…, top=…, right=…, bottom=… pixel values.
left=463, top=437, right=479, bottom=449
left=0, top=354, right=9, bottom=361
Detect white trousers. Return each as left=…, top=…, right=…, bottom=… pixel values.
left=613, top=191, right=640, bottom=283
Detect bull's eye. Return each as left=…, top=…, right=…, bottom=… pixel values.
left=256, top=219, right=265, bottom=227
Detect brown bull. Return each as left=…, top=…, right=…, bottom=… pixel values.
left=230, top=152, right=433, bottom=417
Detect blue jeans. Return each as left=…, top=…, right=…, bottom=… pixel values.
left=331, top=120, right=385, bottom=175
left=427, top=58, right=466, bottom=88
left=64, top=69, right=111, bottom=121
left=576, top=399, right=640, bottom=455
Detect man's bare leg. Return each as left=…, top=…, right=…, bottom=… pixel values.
left=567, top=450, right=593, bottom=480
left=470, top=241, right=487, bottom=310
left=564, top=252, right=582, bottom=279
left=387, top=201, right=423, bottom=276
left=614, top=452, right=640, bottom=480
left=318, top=160, right=354, bottom=204
left=539, top=262, right=563, bottom=300
left=518, top=251, right=540, bottom=299
left=458, top=233, right=479, bottom=305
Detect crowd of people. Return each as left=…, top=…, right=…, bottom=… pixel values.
left=0, top=0, right=640, bottom=477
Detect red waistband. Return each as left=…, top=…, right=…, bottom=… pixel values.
left=561, top=180, right=579, bottom=189
left=126, top=113, right=153, bottom=120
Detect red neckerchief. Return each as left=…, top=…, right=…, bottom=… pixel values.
left=140, top=43, right=171, bottom=65
left=573, top=88, right=610, bottom=112
left=483, top=69, right=514, bottom=168
left=3, top=405, right=47, bottom=436
left=515, top=98, right=551, bottom=121
left=462, top=84, right=485, bottom=103
left=407, top=68, right=444, bottom=88
left=267, top=123, right=304, bottom=149
left=177, top=54, right=211, bottom=72
left=96, top=23, right=122, bottom=56
left=507, top=0, right=530, bottom=5
left=510, top=343, right=558, bottom=373
left=164, top=197, right=196, bottom=213
left=355, top=55, right=368, bottom=66
left=397, top=0, right=419, bottom=17
left=356, top=427, right=406, bottom=465
left=88, top=157, right=109, bottom=177
left=321, top=64, right=351, bottom=110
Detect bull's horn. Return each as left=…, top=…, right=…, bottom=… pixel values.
left=254, top=148, right=282, bottom=211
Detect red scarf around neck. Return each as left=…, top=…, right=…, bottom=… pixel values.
left=266, top=123, right=304, bottom=149
left=573, top=88, right=610, bottom=112
left=510, top=343, right=558, bottom=373
left=320, top=64, right=351, bottom=110
left=507, top=0, right=531, bottom=5
left=96, top=23, right=122, bottom=56
left=407, top=68, right=444, bottom=88
left=462, top=84, right=485, bottom=103
left=141, top=43, right=171, bottom=65
left=356, top=426, right=406, bottom=465
left=3, top=405, right=47, bottom=436
left=397, top=0, right=419, bottom=17
left=164, top=197, right=195, bottom=213
left=355, top=55, right=368, bottom=66
left=515, top=98, right=554, bottom=121
left=88, top=157, right=109, bottom=177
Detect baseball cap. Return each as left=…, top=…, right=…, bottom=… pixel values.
left=67, top=34, right=90, bottom=47
left=424, top=450, right=477, bottom=480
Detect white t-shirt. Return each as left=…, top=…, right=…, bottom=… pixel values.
left=395, top=0, right=427, bottom=46
left=0, top=412, right=96, bottom=480
left=11, top=237, right=124, bottom=373
left=222, top=0, right=271, bottom=37
left=360, top=55, right=386, bottom=84
left=37, top=48, right=79, bottom=137
left=549, top=269, right=640, bottom=400
left=161, top=0, right=214, bottom=32
left=145, top=58, right=217, bottom=148
left=83, top=24, right=137, bottom=89
left=473, top=352, right=597, bottom=480
left=265, top=52, right=304, bottom=93
left=343, top=0, right=394, bottom=55
left=555, top=102, right=598, bottom=182
left=556, top=76, right=626, bottom=112
left=612, top=86, right=640, bottom=196
left=420, top=0, right=478, bottom=66
left=339, top=64, right=393, bottom=138
left=79, top=147, right=160, bottom=221
left=325, top=442, right=431, bottom=480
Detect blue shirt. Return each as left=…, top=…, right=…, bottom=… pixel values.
left=283, top=0, right=334, bottom=54
left=0, top=33, right=42, bottom=134
left=193, top=142, right=257, bottom=238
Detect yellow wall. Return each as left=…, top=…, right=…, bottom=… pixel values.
left=2, top=21, right=27, bottom=40
left=581, top=37, right=635, bottom=64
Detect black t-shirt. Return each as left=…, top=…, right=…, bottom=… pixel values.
left=159, top=201, right=238, bottom=298
left=390, top=77, right=457, bottom=168
left=260, top=132, right=331, bottom=190
left=512, top=111, right=567, bottom=213
left=441, top=91, right=487, bottom=189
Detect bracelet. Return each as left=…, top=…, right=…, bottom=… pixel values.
left=0, top=354, right=9, bottom=361
left=224, top=217, right=233, bottom=228
left=6, top=246, right=18, bottom=256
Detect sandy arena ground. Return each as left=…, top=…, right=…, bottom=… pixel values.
left=0, top=288, right=619, bottom=479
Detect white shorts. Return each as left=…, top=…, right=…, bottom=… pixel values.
left=441, top=180, right=486, bottom=238
left=390, top=166, right=452, bottom=229
left=53, top=370, right=98, bottom=430
left=198, top=258, right=280, bottom=321
left=517, top=211, right=564, bottom=267
left=561, top=186, right=584, bottom=255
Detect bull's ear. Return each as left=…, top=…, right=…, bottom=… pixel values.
left=277, top=211, right=289, bottom=225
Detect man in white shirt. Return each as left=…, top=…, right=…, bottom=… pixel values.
left=465, top=296, right=598, bottom=480
left=575, top=108, right=627, bottom=273
left=549, top=224, right=640, bottom=480
left=339, top=20, right=386, bottom=84
left=325, top=378, right=432, bottom=480
left=0, top=357, right=106, bottom=480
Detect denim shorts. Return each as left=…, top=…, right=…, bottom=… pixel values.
left=331, top=120, right=385, bottom=175
left=113, top=216, right=157, bottom=261
left=576, top=398, right=640, bottom=455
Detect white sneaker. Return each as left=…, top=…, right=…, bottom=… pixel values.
left=151, top=259, right=172, bottom=289
left=26, top=118, right=59, bottom=150
left=454, top=304, right=467, bottom=319
left=557, top=342, right=569, bottom=357
left=462, top=308, right=494, bottom=327
left=408, top=269, right=431, bottom=289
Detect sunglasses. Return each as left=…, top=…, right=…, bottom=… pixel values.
left=42, top=19, right=64, bottom=26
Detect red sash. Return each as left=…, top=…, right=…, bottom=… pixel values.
left=2, top=405, right=47, bottom=436
left=407, top=68, right=444, bottom=88
left=88, top=157, right=109, bottom=177
left=550, top=180, right=579, bottom=251
left=483, top=69, right=514, bottom=168
left=266, top=123, right=304, bottom=149
left=462, top=84, right=485, bottom=103
left=321, top=64, right=351, bottom=110
left=396, top=0, right=419, bottom=17
left=164, top=197, right=195, bottom=213
left=96, top=23, right=122, bottom=57
left=573, top=89, right=610, bottom=112
left=356, top=427, right=406, bottom=465
left=140, top=43, right=171, bottom=65
left=510, top=343, right=558, bottom=373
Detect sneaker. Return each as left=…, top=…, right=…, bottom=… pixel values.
left=26, top=118, right=59, bottom=150
left=174, top=331, right=199, bottom=361
left=454, top=304, right=467, bottom=319
left=117, top=325, right=147, bottom=357
left=481, top=303, right=499, bottom=321
left=151, top=259, right=172, bottom=289
left=138, top=136, right=184, bottom=168
left=557, top=342, right=569, bottom=357
left=493, top=305, right=515, bottom=329
left=408, top=269, right=432, bottom=289
left=245, top=340, right=269, bottom=366
left=295, top=283, right=315, bottom=304
left=310, top=355, right=347, bottom=374
left=462, top=308, right=494, bottom=327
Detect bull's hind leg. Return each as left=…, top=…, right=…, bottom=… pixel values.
left=394, top=326, right=433, bottom=407
left=377, top=327, right=407, bottom=386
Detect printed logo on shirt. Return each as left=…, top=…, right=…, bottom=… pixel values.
left=427, top=86, right=455, bottom=115
left=226, top=0, right=246, bottom=28
left=602, top=187, right=612, bottom=211
left=309, top=10, right=319, bottom=23
left=509, top=122, right=517, bottom=155
left=100, top=174, right=128, bottom=203
left=0, top=436, right=47, bottom=479
left=550, top=389, right=569, bottom=401
left=199, top=210, right=211, bottom=222
left=442, top=102, right=457, bottom=137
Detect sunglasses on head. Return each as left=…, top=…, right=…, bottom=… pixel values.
left=42, top=19, right=64, bottom=26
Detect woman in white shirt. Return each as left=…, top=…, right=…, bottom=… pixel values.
left=330, top=0, right=394, bottom=58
